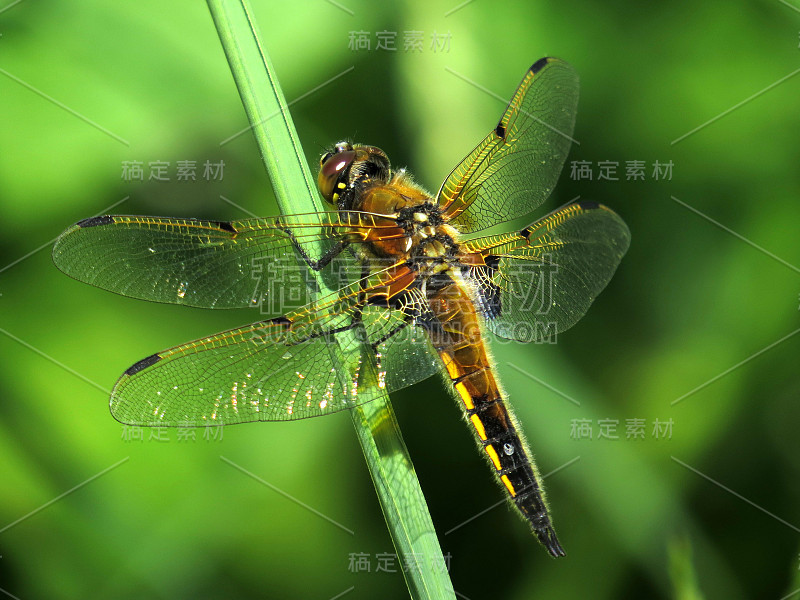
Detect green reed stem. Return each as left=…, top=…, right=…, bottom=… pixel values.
left=206, top=2, right=454, bottom=597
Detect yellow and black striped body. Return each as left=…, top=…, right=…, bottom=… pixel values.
left=427, top=276, right=565, bottom=557
left=341, top=167, right=565, bottom=557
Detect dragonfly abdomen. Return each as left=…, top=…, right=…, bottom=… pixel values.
left=430, top=280, right=565, bottom=557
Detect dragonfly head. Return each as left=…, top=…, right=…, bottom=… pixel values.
left=318, top=142, right=391, bottom=208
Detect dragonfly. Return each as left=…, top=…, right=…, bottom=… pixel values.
left=53, top=57, right=629, bottom=558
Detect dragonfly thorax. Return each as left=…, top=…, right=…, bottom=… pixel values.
left=395, top=201, right=445, bottom=235
left=406, top=230, right=460, bottom=278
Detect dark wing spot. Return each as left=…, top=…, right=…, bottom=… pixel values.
left=77, top=216, right=115, bottom=228
left=124, top=353, right=162, bottom=376
left=215, top=221, right=238, bottom=234
left=485, top=255, right=500, bottom=272
left=529, top=57, right=553, bottom=74
left=495, top=123, right=506, bottom=138
left=366, top=294, right=391, bottom=309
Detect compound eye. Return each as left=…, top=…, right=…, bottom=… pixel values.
left=319, top=151, right=333, bottom=168
left=318, top=150, right=356, bottom=203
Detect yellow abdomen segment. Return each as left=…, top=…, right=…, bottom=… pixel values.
left=430, top=278, right=566, bottom=557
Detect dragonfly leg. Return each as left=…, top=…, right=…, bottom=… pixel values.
left=282, top=227, right=349, bottom=271
left=369, top=317, right=411, bottom=351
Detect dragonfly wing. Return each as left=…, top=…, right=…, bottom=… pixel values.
left=437, top=57, right=579, bottom=233
left=367, top=287, right=442, bottom=393
left=110, top=266, right=441, bottom=426
left=52, top=212, right=389, bottom=310
left=462, top=202, right=630, bottom=342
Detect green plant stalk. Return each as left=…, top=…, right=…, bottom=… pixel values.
left=206, top=1, right=454, bottom=598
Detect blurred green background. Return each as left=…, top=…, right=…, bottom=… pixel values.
left=1, top=0, right=799, bottom=598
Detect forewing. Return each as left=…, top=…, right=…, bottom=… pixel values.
left=52, top=212, right=392, bottom=310
left=437, top=57, right=579, bottom=233
left=110, top=267, right=442, bottom=426
left=462, top=202, right=630, bottom=342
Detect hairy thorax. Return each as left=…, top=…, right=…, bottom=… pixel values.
left=354, top=171, right=462, bottom=278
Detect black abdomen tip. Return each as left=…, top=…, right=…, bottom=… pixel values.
left=538, top=526, right=566, bottom=558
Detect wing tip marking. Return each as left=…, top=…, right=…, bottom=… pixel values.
left=575, top=200, right=600, bottom=210
left=529, top=56, right=553, bottom=74
left=124, top=353, right=162, bottom=376
left=77, top=215, right=115, bottom=228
